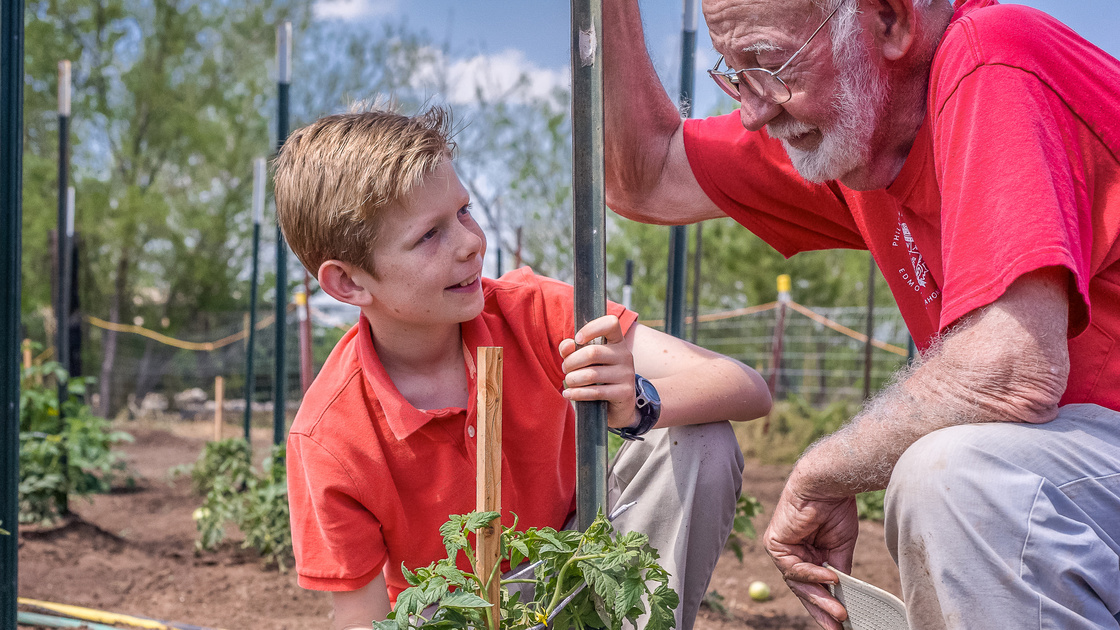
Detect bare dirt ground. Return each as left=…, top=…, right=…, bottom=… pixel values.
left=17, top=420, right=901, bottom=630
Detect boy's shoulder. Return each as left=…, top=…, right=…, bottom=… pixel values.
left=288, top=323, right=372, bottom=439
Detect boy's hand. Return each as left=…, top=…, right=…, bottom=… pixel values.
left=558, top=315, right=639, bottom=429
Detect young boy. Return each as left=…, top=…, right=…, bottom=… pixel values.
left=274, top=104, right=772, bottom=630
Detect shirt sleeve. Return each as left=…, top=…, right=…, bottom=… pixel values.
left=287, top=431, right=388, bottom=591
left=683, top=114, right=866, bottom=257
left=931, top=62, right=1092, bottom=335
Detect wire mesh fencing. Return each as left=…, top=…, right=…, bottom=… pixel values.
left=26, top=298, right=913, bottom=422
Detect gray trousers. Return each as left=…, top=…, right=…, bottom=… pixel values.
left=885, top=404, right=1120, bottom=630
left=608, top=421, right=745, bottom=630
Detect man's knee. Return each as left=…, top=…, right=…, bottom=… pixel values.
left=889, top=425, right=997, bottom=512
left=886, top=422, right=1043, bottom=549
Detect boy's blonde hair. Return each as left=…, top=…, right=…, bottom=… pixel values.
left=274, top=103, right=456, bottom=276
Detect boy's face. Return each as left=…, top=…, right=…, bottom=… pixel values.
left=362, top=159, right=487, bottom=329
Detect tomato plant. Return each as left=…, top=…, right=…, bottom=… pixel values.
left=376, top=510, right=678, bottom=630
left=189, top=440, right=292, bottom=570
left=19, top=360, right=133, bottom=525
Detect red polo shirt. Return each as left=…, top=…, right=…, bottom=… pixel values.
left=286, top=268, right=637, bottom=601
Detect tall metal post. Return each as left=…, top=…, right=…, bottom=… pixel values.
left=763, top=274, right=790, bottom=433
left=297, top=281, right=312, bottom=394
left=622, top=259, right=633, bottom=310
left=664, top=0, right=698, bottom=339
left=571, top=0, right=608, bottom=530
left=863, top=256, right=877, bottom=400
left=245, top=157, right=265, bottom=443
left=54, top=60, right=72, bottom=516
left=689, top=222, right=703, bottom=343
left=65, top=187, right=78, bottom=379
left=274, top=22, right=292, bottom=447
left=2, top=0, right=26, bottom=623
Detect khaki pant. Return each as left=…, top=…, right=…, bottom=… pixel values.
left=608, top=421, right=745, bottom=630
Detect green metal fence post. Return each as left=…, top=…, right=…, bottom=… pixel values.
left=245, top=157, right=265, bottom=444
left=1, top=0, right=26, bottom=623
left=571, top=0, right=608, bottom=531
left=54, top=60, right=71, bottom=516
left=274, top=22, right=291, bottom=448
left=664, top=0, right=698, bottom=339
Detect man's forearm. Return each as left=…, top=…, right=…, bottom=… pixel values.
left=794, top=269, right=1070, bottom=497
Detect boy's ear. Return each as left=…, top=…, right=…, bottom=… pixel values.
left=317, top=260, right=375, bottom=308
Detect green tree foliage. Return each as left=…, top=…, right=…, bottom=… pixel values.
left=22, top=0, right=313, bottom=413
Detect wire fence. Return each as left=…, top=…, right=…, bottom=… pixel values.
left=26, top=296, right=916, bottom=421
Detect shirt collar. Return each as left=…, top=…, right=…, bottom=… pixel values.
left=356, top=311, right=495, bottom=441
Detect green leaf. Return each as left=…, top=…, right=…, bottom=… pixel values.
left=464, top=510, right=500, bottom=532
left=645, top=584, right=679, bottom=630
left=440, top=590, right=492, bottom=609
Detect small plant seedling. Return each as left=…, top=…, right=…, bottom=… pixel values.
left=376, top=510, right=679, bottom=630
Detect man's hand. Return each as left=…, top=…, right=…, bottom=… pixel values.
left=764, top=467, right=859, bottom=630
left=558, top=315, right=639, bottom=429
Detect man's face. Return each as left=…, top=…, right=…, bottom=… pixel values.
left=704, top=0, right=891, bottom=184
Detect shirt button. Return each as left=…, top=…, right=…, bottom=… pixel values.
left=467, top=425, right=476, bottom=438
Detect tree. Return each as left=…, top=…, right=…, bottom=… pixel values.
left=22, top=0, right=313, bottom=414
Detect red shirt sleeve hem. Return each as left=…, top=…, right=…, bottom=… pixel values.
left=297, top=564, right=383, bottom=592
left=939, top=249, right=1089, bottom=337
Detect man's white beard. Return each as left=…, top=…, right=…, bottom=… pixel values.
left=767, top=21, right=891, bottom=184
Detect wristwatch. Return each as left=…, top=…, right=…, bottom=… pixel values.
left=610, top=374, right=662, bottom=442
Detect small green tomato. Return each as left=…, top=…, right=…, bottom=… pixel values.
left=192, top=507, right=211, bottom=521
left=748, top=580, right=771, bottom=602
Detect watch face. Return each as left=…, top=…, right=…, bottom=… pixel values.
left=637, top=376, right=660, bottom=405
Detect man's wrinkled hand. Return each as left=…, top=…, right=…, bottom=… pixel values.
left=763, top=470, right=860, bottom=630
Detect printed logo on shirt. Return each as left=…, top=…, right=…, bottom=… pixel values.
left=892, top=214, right=940, bottom=306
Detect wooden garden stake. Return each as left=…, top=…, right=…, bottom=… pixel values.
left=475, top=347, right=503, bottom=629
left=213, top=376, right=225, bottom=442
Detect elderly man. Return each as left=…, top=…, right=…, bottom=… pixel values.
left=604, top=0, right=1120, bottom=629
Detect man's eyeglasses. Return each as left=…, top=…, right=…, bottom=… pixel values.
left=707, top=5, right=841, bottom=105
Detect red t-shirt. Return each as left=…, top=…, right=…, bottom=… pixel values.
left=286, top=268, right=637, bottom=601
left=684, top=0, right=1120, bottom=410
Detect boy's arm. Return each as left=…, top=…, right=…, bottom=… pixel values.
left=560, top=316, right=771, bottom=429
left=332, top=573, right=391, bottom=630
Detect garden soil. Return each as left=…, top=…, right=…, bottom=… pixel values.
left=17, top=419, right=902, bottom=630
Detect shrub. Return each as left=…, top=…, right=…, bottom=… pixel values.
left=735, top=395, right=859, bottom=465
left=19, top=361, right=132, bottom=525
left=190, top=440, right=292, bottom=570
left=856, top=490, right=886, bottom=522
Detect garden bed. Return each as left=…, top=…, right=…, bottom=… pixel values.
left=17, top=420, right=901, bottom=629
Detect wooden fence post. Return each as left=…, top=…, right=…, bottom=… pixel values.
left=476, top=347, right=503, bottom=629
left=213, top=376, right=225, bottom=442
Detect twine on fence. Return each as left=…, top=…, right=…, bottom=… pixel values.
left=785, top=302, right=907, bottom=356
left=641, top=300, right=907, bottom=356
left=83, top=303, right=296, bottom=352
left=78, top=300, right=907, bottom=357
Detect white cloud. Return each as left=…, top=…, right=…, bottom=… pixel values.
left=313, top=0, right=396, bottom=21
left=415, top=48, right=569, bottom=105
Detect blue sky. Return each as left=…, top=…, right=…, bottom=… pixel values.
left=313, top=0, right=1120, bottom=118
